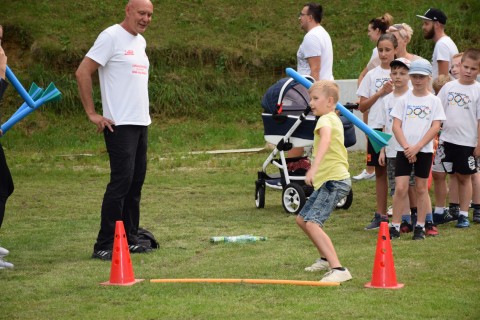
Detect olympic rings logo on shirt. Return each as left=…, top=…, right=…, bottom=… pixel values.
left=387, top=107, right=394, bottom=123
left=375, top=78, right=390, bottom=90
left=405, top=106, right=431, bottom=119
left=447, top=92, right=471, bottom=107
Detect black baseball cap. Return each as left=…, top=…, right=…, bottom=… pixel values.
left=390, top=58, right=411, bottom=70
left=416, top=8, right=447, bottom=25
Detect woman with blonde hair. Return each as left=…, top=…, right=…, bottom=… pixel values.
left=387, top=23, right=422, bottom=62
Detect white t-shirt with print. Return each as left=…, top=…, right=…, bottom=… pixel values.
left=297, top=25, right=334, bottom=80
left=87, top=24, right=151, bottom=126
left=390, top=92, right=446, bottom=153
left=379, top=89, right=411, bottom=158
left=437, top=79, right=480, bottom=147
left=432, top=36, right=458, bottom=79
left=356, top=65, right=391, bottom=128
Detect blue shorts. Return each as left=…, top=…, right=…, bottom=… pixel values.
left=298, top=179, right=351, bottom=227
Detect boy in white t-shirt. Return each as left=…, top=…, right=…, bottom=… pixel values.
left=436, top=48, right=480, bottom=227
left=390, top=59, right=446, bottom=240
left=379, top=58, right=435, bottom=236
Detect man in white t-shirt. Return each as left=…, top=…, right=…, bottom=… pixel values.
left=297, top=3, right=333, bottom=81
left=416, top=8, right=458, bottom=79
left=76, top=0, right=154, bottom=260
left=290, top=3, right=334, bottom=158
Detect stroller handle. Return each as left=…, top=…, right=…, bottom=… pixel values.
left=343, top=102, right=359, bottom=110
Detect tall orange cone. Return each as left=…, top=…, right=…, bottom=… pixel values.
left=365, top=222, right=403, bottom=289
left=101, top=220, right=144, bottom=286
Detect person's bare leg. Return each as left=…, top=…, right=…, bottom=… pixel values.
left=304, top=221, right=341, bottom=268
left=375, top=165, right=388, bottom=216
left=457, top=173, right=472, bottom=213
left=415, top=177, right=430, bottom=226
left=296, top=215, right=325, bottom=258
left=433, top=171, right=448, bottom=208
left=392, top=176, right=410, bottom=224
left=448, top=174, right=459, bottom=204
left=471, top=172, right=480, bottom=205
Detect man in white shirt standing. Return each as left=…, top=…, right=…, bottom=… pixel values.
left=76, top=0, right=154, bottom=260
left=291, top=3, right=334, bottom=157
left=297, top=3, right=334, bottom=81
left=416, top=8, right=458, bottom=79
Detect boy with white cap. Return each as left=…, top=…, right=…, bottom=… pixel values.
left=378, top=58, right=429, bottom=237
left=390, top=59, right=446, bottom=240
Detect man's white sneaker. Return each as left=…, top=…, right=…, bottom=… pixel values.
left=0, top=258, right=14, bottom=269
left=305, top=258, right=330, bottom=272
left=0, top=246, right=9, bottom=258
left=352, top=169, right=375, bottom=181
left=320, top=268, right=352, bottom=283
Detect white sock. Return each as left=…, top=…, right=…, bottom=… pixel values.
left=434, top=207, right=444, bottom=214
left=459, top=211, right=468, bottom=217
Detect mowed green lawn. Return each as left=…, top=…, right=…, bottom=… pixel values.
left=0, top=123, right=478, bottom=319
left=0, top=1, right=479, bottom=317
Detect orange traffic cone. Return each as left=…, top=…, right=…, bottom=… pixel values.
left=365, top=222, right=403, bottom=289
left=101, top=221, right=144, bottom=286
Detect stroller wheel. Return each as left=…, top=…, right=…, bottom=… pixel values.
left=336, top=188, right=353, bottom=210
left=282, top=183, right=306, bottom=214
left=255, top=182, right=265, bottom=209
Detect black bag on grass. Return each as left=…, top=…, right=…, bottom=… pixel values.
left=138, top=227, right=159, bottom=249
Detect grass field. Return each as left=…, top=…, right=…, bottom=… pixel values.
left=1, top=115, right=479, bottom=319
left=0, top=0, right=479, bottom=319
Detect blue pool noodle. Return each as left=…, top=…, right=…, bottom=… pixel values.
left=5, top=65, right=36, bottom=108
left=285, top=68, right=391, bottom=150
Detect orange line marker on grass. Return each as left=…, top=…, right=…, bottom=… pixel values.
left=150, top=278, right=340, bottom=286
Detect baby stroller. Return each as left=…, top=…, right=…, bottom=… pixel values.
left=255, top=77, right=356, bottom=214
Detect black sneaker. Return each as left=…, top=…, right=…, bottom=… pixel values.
left=389, top=226, right=400, bottom=239
left=364, top=213, right=388, bottom=230
left=412, top=226, right=425, bottom=240
left=448, top=205, right=459, bottom=221
left=411, top=212, right=417, bottom=227
left=92, top=250, right=112, bottom=261
left=473, top=209, right=480, bottom=224
left=455, top=215, right=470, bottom=228
left=129, top=244, right=153, bottom=254
left=433, top=208, right=454, bottom=225
left=400, top=220, right=413, bottom=233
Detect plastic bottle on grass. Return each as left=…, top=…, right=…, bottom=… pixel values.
left=210, top=234, right=268, bottom=243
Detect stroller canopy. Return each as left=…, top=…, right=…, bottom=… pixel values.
left=261, top=77, right=313, bottom=115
